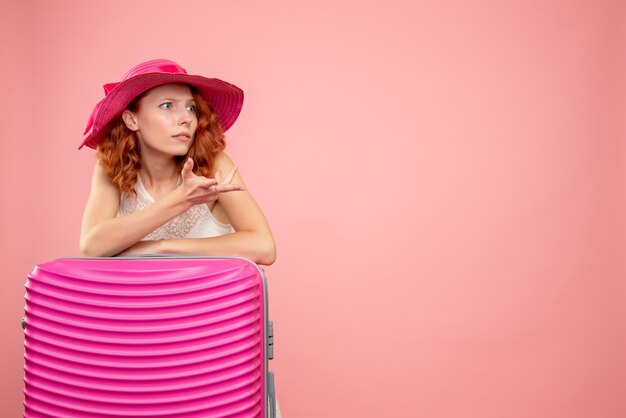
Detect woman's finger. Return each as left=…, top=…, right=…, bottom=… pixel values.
left=181, top=158, right=195, bottom=179
left=199, top=182, right=221, bottom=194
left=196, top=177, right=217, bottom=188
left=215, top=184, right=245, bottom=193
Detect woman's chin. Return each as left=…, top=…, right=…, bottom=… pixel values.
left=172, top=148, right=190, bottom=156
left=170, top=142, right=193, bottom=155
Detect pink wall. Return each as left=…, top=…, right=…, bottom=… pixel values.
left=1, top=1, right=624, bottom=417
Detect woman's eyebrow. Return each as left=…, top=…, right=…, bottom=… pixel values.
left=158, top=97, right=195, bottom=102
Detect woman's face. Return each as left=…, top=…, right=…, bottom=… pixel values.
left=124, top=83, right=198, bottom=157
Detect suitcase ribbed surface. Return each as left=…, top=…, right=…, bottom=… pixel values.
left=24, top=258, right=266, bottom=418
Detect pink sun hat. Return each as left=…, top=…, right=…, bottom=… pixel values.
left=79, top=59, right=244, bottom=150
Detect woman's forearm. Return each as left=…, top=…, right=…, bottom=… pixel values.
left=158, top=231, right=276, bottom=265
left=80, top=191, right=191, bottom=257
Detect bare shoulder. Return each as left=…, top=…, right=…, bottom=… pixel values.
left=92, top=160, right=111, bottom=180
left=90, top=161, right=118, bottom=192
left=84, top=161, right=121, bottom=222
left=213, top=151, right=236, bottom=172
left=213, top=151, right=246, bottom=185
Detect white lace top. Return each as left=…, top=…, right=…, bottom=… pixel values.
left=117, top=174, right=232, bottom=241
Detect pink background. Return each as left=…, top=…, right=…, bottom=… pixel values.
left=1, top=1, right=624, bottom=417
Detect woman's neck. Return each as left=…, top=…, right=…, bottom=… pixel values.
left=139, top=154, right=181, bottom=189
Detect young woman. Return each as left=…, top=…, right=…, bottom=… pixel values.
left=79, top=59, right=276, bottom=265
left=78, top=59, right=282, bottom=417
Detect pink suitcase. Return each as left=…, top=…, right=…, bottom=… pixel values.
left=23, top=256, right=276, bottom=418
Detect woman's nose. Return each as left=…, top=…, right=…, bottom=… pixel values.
left=177, top=108, right=192, bottom=125
left=179, top=115, right=191, bottom=125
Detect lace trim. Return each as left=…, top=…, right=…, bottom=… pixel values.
left=117, top=175, right=230, bottom=240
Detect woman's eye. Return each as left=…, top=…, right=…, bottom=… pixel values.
left=159, top=102, right=173, bottom=109
left=187, top=104, right=197, bottom=112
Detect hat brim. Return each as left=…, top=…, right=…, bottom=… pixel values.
left=79, top=73, right=243, bottom=149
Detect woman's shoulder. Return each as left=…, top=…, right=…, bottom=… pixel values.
left=92, top=160, right=112, bottom=183
left=213, top=151, right=235, bottom=167
left=91, top=161, right=122, bottom=195
left=212, top=151, right=237, bottom=175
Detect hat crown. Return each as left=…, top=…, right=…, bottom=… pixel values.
left=122, top=59, right=188, bottom=81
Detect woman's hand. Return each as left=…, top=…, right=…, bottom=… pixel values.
left=177, top=158, right=244, bottom=208
left=116, top=240, right=162, bottom=256
left=151, top=152, right=276, bottom=265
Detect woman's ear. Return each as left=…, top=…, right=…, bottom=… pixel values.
left=122, top=110, right=139, bottom=131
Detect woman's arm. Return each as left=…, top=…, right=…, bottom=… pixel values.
left=80, top=159, right=236, bottom=257
left=79, top=162, right=191, bottom=257
left=154, top=152, right=276, bottom=265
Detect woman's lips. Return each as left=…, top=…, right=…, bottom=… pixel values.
left=173, top=135, right=191, bottom=142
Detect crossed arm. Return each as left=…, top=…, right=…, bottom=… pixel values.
left=79, top=152, right=276, bottom=265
